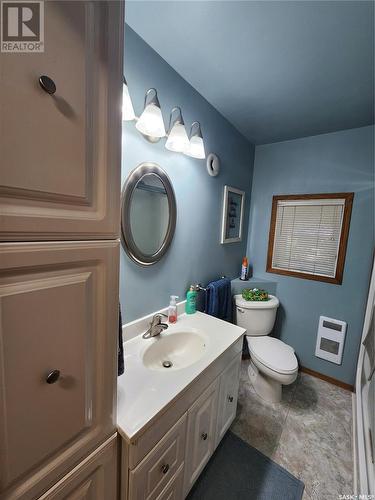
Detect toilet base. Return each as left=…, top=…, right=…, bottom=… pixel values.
left=248, top=360, right=282, bottom=403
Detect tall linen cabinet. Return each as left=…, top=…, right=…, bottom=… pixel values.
left=0, top=1, right=124, bottom=499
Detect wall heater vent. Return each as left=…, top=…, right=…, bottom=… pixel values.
left=315, top=316, right=347, bottom=365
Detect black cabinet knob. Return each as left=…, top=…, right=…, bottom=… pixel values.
left=201, top=432, right=208, bottom=441
left=161, top=464, right=169, bottom=474
left=228, top=395, right=234, bottom=403
left=39, top=75, right=56, bottom=95
left=46, top=369, right=60, bottom=384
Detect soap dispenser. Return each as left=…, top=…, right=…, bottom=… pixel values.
left=168, top=295, right=179, bottom=323
left=185, top=286, right=197, bottom=314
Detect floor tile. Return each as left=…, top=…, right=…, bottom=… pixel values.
left=231, top=361, right=354, bottom=500
left=274, top=416, right=353, bottom=499
left=231, top=360, right=298, bottom=456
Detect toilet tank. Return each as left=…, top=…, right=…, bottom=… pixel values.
left=234, top=294, right=279, bottom=336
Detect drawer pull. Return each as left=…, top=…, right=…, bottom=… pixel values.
left=228, top=395, right=234, bottom=403
left=201, top=432, right=208, bottom=441
left=161, top=464, right=170, bottom=474
left=46, top=369, right=60, bottom=384
left=39, top=75, right=57, bottom=95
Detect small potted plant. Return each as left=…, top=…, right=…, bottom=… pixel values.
left=242, top=288, right=269, bottom=301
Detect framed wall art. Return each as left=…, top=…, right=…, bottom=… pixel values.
left=220, top=185, right=245, bottom=244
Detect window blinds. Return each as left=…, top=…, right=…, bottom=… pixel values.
left=272, top=199, right=345, bottom=278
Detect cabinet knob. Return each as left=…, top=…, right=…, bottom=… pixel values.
left=161, top=464, right=169, bottom=474
left=201, top=432, right=208, bottom=441
left=228, top=395, right=234, bottom=403
left=46, top=369, right=60, bottom=384
left=39, top=75, right=57, bottom=95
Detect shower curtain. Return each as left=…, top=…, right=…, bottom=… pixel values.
left=354, top=254, right=375, bottom=495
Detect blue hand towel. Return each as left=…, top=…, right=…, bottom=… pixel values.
left=205, top=278, right=232, bottom=322
left=118, top=304, right=124, bottom=376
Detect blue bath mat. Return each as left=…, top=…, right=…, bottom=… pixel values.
left=187, top=431, right=304, bottom=500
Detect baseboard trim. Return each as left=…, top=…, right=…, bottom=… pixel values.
left=300, top=366, right=354, bottom=392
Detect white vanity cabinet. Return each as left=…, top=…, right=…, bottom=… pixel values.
left=120, top=342, right=243, bottom=500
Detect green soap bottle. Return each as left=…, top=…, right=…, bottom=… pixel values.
left=185, top=285, right=197, bottom=314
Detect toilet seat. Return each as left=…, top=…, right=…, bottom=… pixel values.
left=247, top=336, right=298, bottom=375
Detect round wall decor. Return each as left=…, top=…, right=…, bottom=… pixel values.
left=206, top=153, right=220, bottom=177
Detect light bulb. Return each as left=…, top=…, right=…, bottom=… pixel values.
left=165, top=118, right=189, bottom=153
left=184, top=122, right=206, bottom=159
left=135, top=89, right=166, bottom=138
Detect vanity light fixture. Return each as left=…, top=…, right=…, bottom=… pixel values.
left=136, top=88, right=166, bottom=139
left=165, top=107, right=189, bottom=153
left=123, top=77, right=211, bottom=165
left=184, top=121, right=206, bottom=159
left=122, top=77, right=135, bottom=121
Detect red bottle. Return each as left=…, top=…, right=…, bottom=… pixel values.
left=168, top=295, right=179, bottom=323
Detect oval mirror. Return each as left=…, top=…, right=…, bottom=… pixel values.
left=121, top=163, right=177, bottom=266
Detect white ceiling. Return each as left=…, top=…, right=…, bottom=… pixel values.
left=126, top=1, right=374, bottom=144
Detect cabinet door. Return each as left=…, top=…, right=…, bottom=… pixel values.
left=183, top=380, right=219, bottom=496
left=215, top=354, right=241, bottom=446
left=0, top=241, right=119, bottom=500
left=38, top=434, right=118, bottom=500
left=0, top=0, right=123, bottom=241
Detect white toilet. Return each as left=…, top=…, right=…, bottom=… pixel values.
left=234, top=294, right=298, bottom=403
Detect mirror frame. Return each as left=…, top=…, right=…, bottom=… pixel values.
left=121, top=162, right=177, bottom=266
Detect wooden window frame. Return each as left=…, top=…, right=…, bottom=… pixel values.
left=266, top=193, right=354, bottom=285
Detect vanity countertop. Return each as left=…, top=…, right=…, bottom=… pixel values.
left=117, top=311, right=245, bottom=441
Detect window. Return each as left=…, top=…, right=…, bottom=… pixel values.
left=266, top=193, right=354, bottom=284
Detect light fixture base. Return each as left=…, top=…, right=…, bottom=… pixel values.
left=142, top=133, right=161, bottom=144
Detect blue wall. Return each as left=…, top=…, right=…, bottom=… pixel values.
left=121, top=27, right=373, bottom=386
left=247, top=126, right=374, bottom=385
left=121, top=27, right=255, bottom=322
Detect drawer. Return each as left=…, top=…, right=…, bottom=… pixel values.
left=129, top=414, right=187, bottom=500
left=155, top=465, right=184, bottom=500
left=38, top=434, right=118, bottom=500
left=0, top=242, right=118, bottom=499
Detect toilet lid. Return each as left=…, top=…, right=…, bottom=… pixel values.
left=247, top=337, right=298, bottom=375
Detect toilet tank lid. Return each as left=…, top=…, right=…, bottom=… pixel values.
left=234, top=294, right=279, bottom=309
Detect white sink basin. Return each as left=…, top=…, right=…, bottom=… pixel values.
left=142, top=330, right=208, bottom=371
left=118, top=311, right=246, bottom=439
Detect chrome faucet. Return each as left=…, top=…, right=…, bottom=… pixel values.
left=143, top=313, right=168, bottom=339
